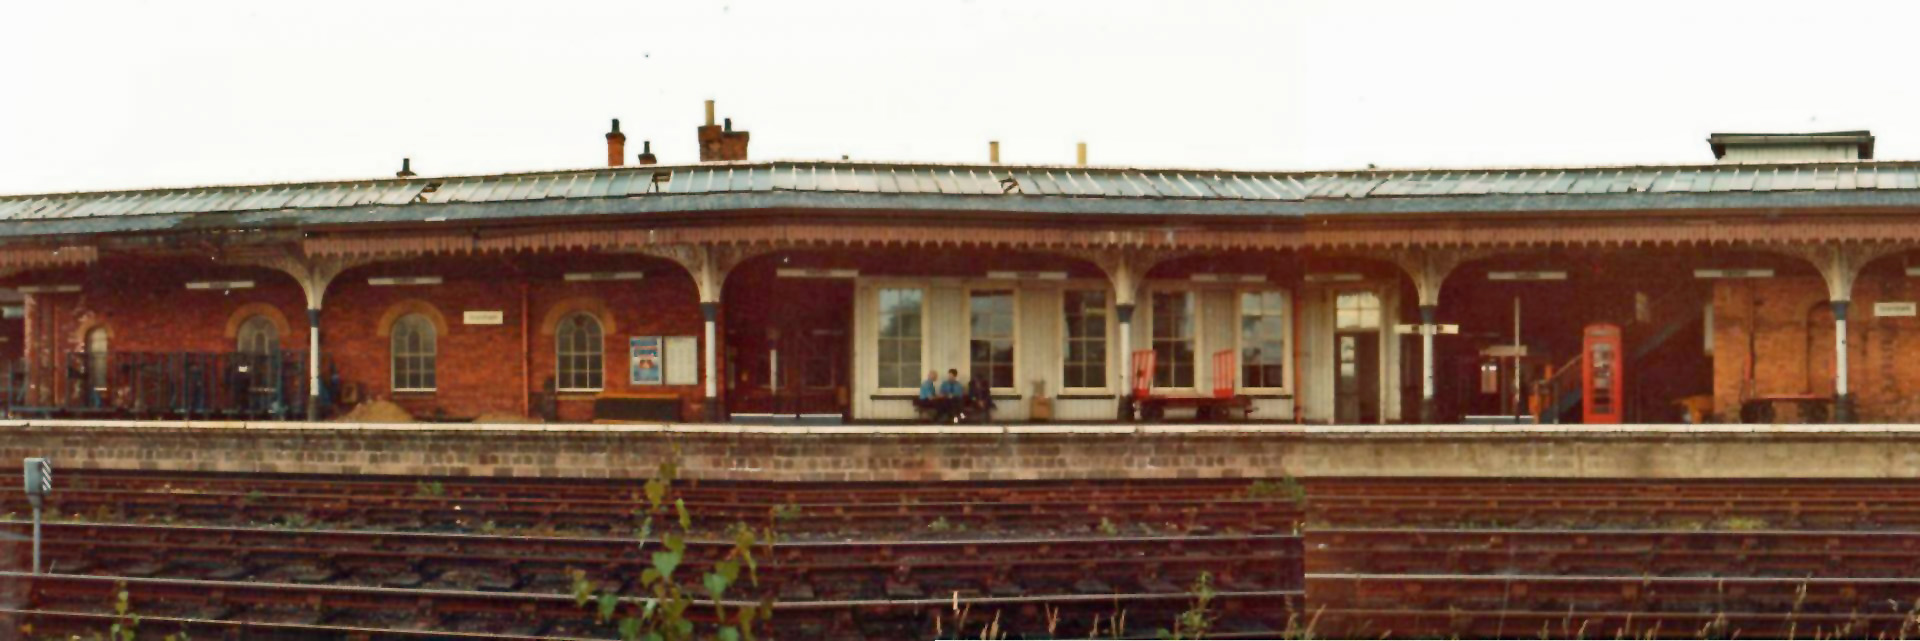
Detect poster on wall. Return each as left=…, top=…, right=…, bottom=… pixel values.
left=664, top=336, right=698, bottom=385
left=631, top=336, right=663, bottom=385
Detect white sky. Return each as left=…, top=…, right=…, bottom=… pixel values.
left=3, top=0, right=1918, bottom=195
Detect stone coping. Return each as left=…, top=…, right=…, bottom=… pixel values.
left=4, top=419, right=1920, bottom=436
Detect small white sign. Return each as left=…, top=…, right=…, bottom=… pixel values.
left=1694, top=269, right=1774, bottom=279
left=1482, top=345, right=1529, bottom=358
left=369, top=276, right=443, bottom=286
left=1394, top=324, right=1459, bottom=335
left=463, top=310, right=505, bottom=325
left=1875, top=302, right=1917, bottom=318
left=1488, top=271, right=1568, bottom=281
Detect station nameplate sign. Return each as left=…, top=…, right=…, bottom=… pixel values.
left=1875, top=302, right=1917, bottom=318
left=464, top=311, right=505, bottom=325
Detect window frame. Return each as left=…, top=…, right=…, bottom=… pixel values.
left=554, top=311, right=606, bottom=393
left=236, top=315, right=279, bottom=356
left=1234, top=288, right=1292, bottom=394
left=964, top=287, right=1019, bottom=393
left=873, top=285, right=928, bottom=392
left=389, top=313, right=438, bottom=393
left=1059, top=288, right=1112, bottom=393
left=1147, top=287, right=1199, bottom=392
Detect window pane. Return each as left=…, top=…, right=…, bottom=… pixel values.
left=391, top=314, right=438, bottom=391
left=969, top=291, right=1014, bottom=388
left=1063, top=290, right=1109, bottom=389
left=877, top=289, right=924, bottom=389
left=1151, top=292, right=1195, bottom=388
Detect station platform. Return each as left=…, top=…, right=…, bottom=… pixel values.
left=3, top=420, right=1918, bottom=482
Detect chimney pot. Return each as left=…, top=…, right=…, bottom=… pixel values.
left=990, top=141, right=1001, bottom=164
left=1076, top=142, right=1087, bottom=166
left=637, top=140, right=657, bottom=165
left=698, top=108, right=749, bottom=162
left=396, top=158, right=417, bottom=178
left=605, top=119, right=628, bottom=167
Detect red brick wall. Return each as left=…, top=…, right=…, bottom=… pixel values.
left=10, top=254, right=711, bottom=420
left=1711, top=269, right=1920, bottom=422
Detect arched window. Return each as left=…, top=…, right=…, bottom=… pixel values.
left=391, top=313, right=437, bottom=392
left=84, top=326, right=110, bottom=396
left=236, top=315, right=279, bottom=355
left=555, top=312, right=604, bottom=391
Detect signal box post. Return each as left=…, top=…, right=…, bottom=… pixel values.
left=23, top=457, right=51, bottom=574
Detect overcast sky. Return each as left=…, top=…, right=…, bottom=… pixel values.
left=4, top=0, right=1917, bottom=195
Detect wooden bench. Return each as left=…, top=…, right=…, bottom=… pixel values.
left=1739, top=394, right=1833, bottom=424
left=591, top=391, right=684, bottom=423
left=1130, top=350, right=1254, bottom=421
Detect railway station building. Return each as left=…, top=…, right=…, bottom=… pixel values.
left=0, top=109, right=1911, bottom=426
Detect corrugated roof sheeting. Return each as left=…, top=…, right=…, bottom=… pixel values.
left=11, top=161, right=1920, bottom=228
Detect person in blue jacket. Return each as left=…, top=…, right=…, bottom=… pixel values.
left=914, top=370, right=942, bottom=421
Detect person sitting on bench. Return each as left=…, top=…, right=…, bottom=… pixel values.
left=935, top=369, right=965, bottom=422
left=962, top=376, right=996, bottom=423
left=914, top=370, right=942, bottom=421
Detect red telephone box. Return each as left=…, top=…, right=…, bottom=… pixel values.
left=1582, top=323, right=1624, bottom=424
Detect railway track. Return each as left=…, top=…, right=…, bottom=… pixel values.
left=0, top=512, right=1304, bottom=639
left=1, top=520, right=1302, bottom=600
left=1309, top=573, right=1920, bottom=639
left=1309, top=527, right=1920, bottom=577
left=15, top=471, right=1920, bottom=638
left=1, top=571, right=1305, bottom=640
left=0, top=473, right=1303, bottom=538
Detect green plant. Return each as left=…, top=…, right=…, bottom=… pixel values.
left=574, top=452, right=777, bottom=641
left=1246, top=476, right=1307, bottom=506
left=927, top=516, right=953, bottom=533
left=1098, top=517, right=1120, bottom=536
left=414, top=480, right=446, bottom=497
left=1717, top=516, right=1769, bottom=531
left=1159, top=572, right=1216, bottom=640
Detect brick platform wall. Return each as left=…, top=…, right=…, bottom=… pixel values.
left=7, top=422, right=1920, bottom=481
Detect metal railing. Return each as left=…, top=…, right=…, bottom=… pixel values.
left=3, top=350, right=309, bottom=420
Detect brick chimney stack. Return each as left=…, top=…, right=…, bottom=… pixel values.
left=637, top=140, right=658, bottom=165
left=697, top=100, right=750, bottom=162
left=605, top=119, right=626, bottom=167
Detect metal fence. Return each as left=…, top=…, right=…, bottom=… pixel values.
left=0, top=350, right=309, bottom=420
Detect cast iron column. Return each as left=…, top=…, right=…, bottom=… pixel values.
left=1833, top=300, right=1852, bottom=423
left=1419, top=304, right=1437, bottom=424
left=307, top=308, right=321, bottom=421
left=1116, top=303, right=1136, bottom=421
left=702, top=302, right=720, bottom=423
